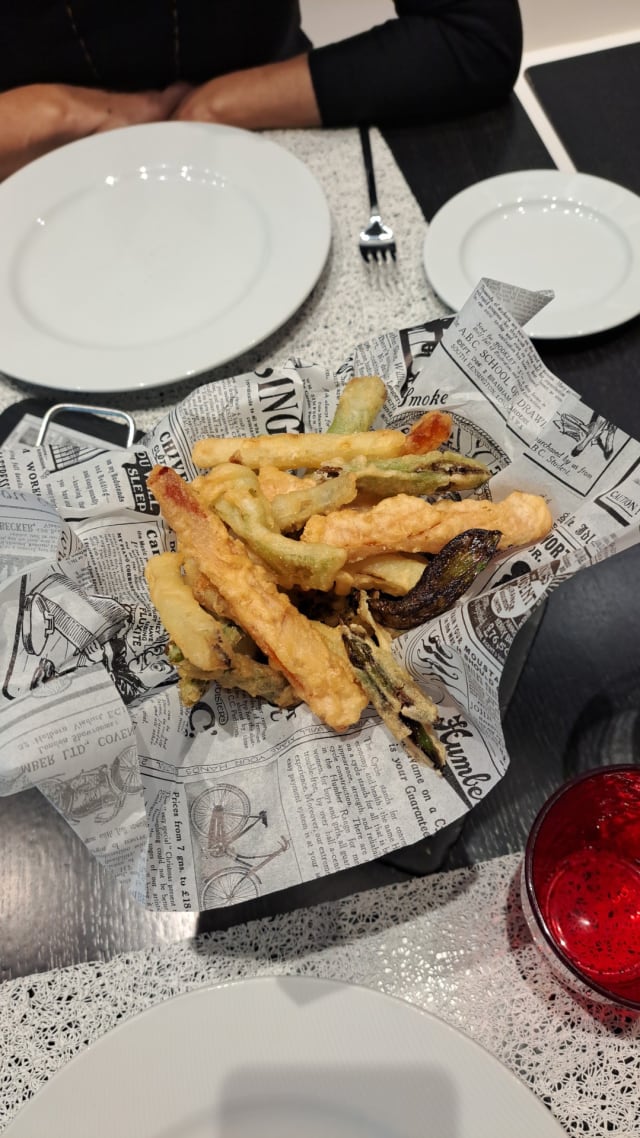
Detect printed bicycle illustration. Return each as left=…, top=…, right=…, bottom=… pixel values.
left=41, top=745, right=141, bottom=824
left=190, top=783, right=290, bottom=907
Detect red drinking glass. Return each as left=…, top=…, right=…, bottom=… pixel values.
left=521, top=765, right=640, bottom=1010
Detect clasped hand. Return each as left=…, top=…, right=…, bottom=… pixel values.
left=0, top=56, right=319, bottom=181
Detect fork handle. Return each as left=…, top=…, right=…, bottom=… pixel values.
left=359, top=124, right=379, bottom=215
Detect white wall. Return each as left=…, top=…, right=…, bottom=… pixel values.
left=300, top=0, right=393, bottom=46
left=520, top=0, right=640, bottom=52
left=300, top=0, right=640, bottom=53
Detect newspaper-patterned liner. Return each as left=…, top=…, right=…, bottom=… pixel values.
left=1, top=279, right=638, bottom=911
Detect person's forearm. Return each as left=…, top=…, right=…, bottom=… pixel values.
left=173, top=54, right=321, bottom=129
left=309, top=0, right=523, bottom=127
left=0, top=82, right=189, bottom=180
left=0, top=85, right=114, bottom=179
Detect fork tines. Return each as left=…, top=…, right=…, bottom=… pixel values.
left=359, top=225, right=397, bottom=263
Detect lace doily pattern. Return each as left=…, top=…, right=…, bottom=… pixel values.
left=0, top=127, right=445, bottom=429
left=1, top=853, right=639, bottom=1135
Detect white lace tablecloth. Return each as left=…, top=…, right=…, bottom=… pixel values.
left=0, top=126, right=446, bottom=430
left=2, top=852, right=639, bottom=1135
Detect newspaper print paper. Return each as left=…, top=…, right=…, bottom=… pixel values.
left=1, top=280, right=638, bottom=910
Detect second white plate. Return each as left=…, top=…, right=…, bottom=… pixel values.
left=423, top=169, right=640, bottom=338
left=0, top=122, right=331, bottom=393
left=4, top=975, right=566, bottom=1138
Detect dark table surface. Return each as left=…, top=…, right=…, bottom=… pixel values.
left=2, top=77, right=640, bottom=981
left=525, top=42, right=640, bottom=196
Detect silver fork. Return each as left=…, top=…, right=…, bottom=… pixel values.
left=358, top=124, right=396, bottom=263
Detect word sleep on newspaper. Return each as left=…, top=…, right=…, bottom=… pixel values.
left=1, top=279, right=638, bottom=912
left=144, top=375, right=552, bottom=769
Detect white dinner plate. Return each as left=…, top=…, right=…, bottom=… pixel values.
left=423, top=169, right=640, bottom=338
left=0, top=122, right=331, bottom=393
left=5, top=975, right=565, bottom=1137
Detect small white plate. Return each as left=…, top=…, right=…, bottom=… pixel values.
left=423, top=170, right=640, bottom=338
left=4, top=975, right=565, bottom=1137
left=0, top=122, right=331, bottom=393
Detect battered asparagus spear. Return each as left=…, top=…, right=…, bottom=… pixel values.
left=341, top=595, right=446, bottom=770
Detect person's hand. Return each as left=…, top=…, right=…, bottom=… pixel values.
left=172, top=57, right=321, bottom=130
left=171, top=77, right=230, bottom=125
left=0, top=81, right=191, bottom=180
left=89, top=82, right=192, bottom=132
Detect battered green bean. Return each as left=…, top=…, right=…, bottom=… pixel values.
left=327, top=375, right=387, bottom=434
left=270, top=471, right=358, bottom=532
left=214, top=474, right=347, bottom=591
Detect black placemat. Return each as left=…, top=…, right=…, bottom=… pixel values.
left=526, top=42, right=640, bottom=194
left=381, top=94, right=556, bottom=222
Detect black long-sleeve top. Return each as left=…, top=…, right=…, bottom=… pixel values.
left=0, top=0, right=522, bottom=124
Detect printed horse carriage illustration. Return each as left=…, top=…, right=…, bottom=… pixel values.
left=190, top=783, right=290, bottom=907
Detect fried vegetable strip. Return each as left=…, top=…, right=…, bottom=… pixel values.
left=148, top=559, right=294, bottom=705
left=171, top=643, right=299, bottom=708
left=193, top=465, right=277, bottom=529
left=334, top=553, right=428, bottom=597
left=341, top=596, right=446, bottom=770
left=181, top=563, right=267, bottom=664
left=369, top=529, right=501, bottom=629
left=302, top=490, right=552, bottom=560
left=200, top=467, right=348, bottom=590
left=215, top=487, right=348, bottom=591
left=403, top=410, right=452, bottom=453
left=318, top=450, right=489, bottom=499
left=182, top=558, right=234, bottom=623
left=147, top=466, right=367, bottom=731
left=327, top=375, right=387, bottom=434
left=258, top=465, right=318, bottom=501
left=144, top=552, right=231, bottom=672
left=192, top=429, right=414, bottom=471
left=177, top=674, right=209, bottom=707
left=270, top=471, right=358, bottom=533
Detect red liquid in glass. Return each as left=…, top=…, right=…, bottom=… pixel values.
left=544, top=848, right=640, bottom=982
